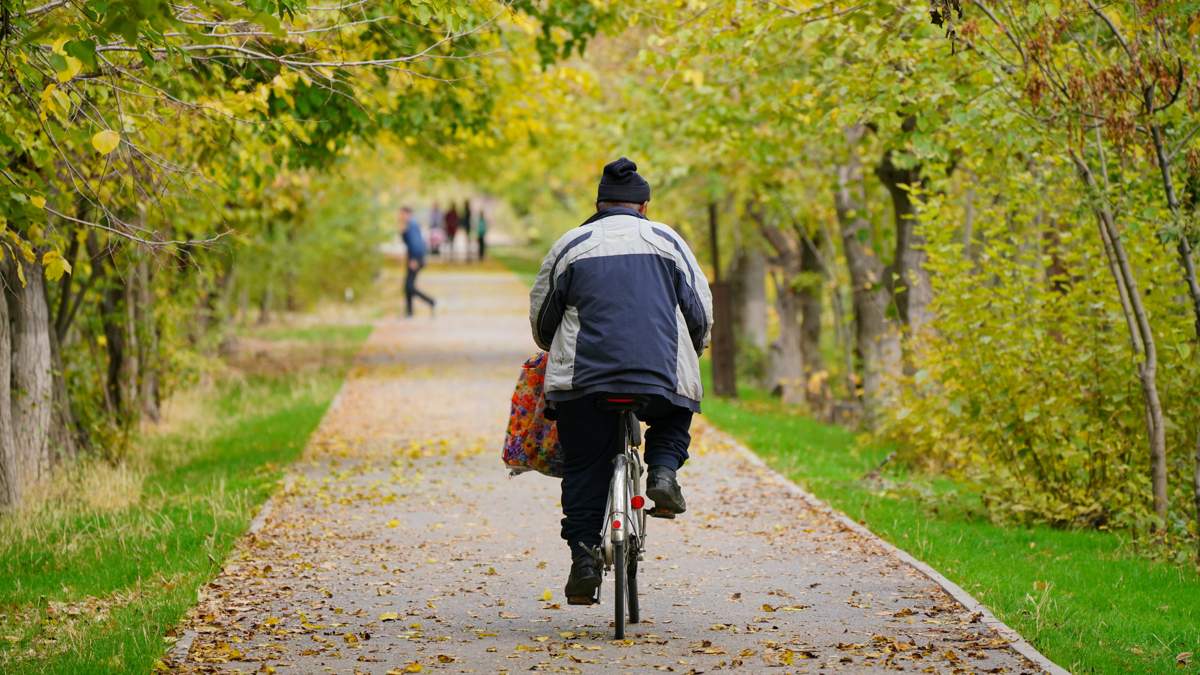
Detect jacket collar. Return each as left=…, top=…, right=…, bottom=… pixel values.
left=582, top=206, right=646, bottom=226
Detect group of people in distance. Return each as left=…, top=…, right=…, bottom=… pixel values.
left=428, top=199, right=488, bottom=262
left=397, top=198, right=489, bottom=318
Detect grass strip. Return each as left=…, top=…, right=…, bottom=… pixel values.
left=0, top=325, right=370, bottom=674
left=699, top=364, right=1198, bottom=674
left=491, top=246, right=542, bottom=285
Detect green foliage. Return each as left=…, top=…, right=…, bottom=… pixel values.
left=879, top=158, right=1200, bottom=536
left=509, top=0, right=611, bottom=66
left=701, top=362, right=1200, bottom=674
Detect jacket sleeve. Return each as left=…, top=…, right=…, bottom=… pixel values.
left=672, top=233, right=714, bottom=356
left=529, top=238, right=571, bottom=351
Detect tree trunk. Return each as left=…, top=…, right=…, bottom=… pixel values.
left=754, top=206, right=806, bottom=405
left=1042, top=218, right=1072, bottom=294
left=5, top=257, right=54, bottom=501
left=1148, top=121, right=1200, bottom=535
left=53, top=234, right=80, bottom=342
left=86, top=233, right=127, bottom=418
left=799, top=231, right=824, bottom=382
left=0, top=264, right=16, bottom=508
left=818, top=218, right=860, bottom=410
left=769, top=271, right=806, bottom=405
left=121, top=258, right=141, bottom=419
left=137, top=258, right=160, bottom=422
left=730, top=249, right=769, bottom=352
left=1071, top=151, right=1168, bottom=524
left=45, top=273, right=79, bottom=463
left=876, top=149, right=933, bottom=335
left=837, top=126, right=902, bottom=425
left=100, top=278, right=125, bottom=417
left=258, top=281, right=273, bottom=325
left=708, top=202, right=737, bottom=398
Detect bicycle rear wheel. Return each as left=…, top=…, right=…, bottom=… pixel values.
left=613, top=539, right=627, bottom=639
left=627, top=541, right=639, bottom=624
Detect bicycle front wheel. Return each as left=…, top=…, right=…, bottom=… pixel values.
left=613, top=539, right=627, bottom=639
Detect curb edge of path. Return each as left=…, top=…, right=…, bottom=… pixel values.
left=164, top=342, right=362, bottom=666
left=713, top=426, right=1070, bottom=675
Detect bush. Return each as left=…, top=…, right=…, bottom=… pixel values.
left=880, top=166, right=1200, bottom=537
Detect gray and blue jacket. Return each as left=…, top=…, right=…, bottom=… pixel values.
left=529, top=207, right=713, bottom=412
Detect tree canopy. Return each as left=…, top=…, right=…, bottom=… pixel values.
left=2, top=0, right=1200, bottom=557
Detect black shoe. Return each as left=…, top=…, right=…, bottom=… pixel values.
left=564, top=546, right=601, bottom=605
left=646, top=466, right=686, bottom=517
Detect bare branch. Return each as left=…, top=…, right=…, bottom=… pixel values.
left=18, top=0, right=67, bottom=17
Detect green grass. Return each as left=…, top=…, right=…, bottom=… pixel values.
left=700, top=363, right=1199, bottom=674
left=244, top=323, right=373, bottom=344
left=0, top=325, right=369, bottom=674
left=491, top=246, right=542, bottom=285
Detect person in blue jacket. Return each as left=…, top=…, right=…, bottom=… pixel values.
left=400, top=206, right=435, bottom=317
left=529, top=157, right=713, bottom=603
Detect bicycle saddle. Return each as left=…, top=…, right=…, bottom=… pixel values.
left=594, top=394, right=650, bottom=412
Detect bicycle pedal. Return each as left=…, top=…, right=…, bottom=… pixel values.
left=566, top=595, right=599, bottom=606
left=648, top=506, right=676, bottom=519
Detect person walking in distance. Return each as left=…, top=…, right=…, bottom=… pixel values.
left=463, top=199, right=474, bottom=262
left=476, top=208, right=488, bottom=260
left=401, top=206, right=436, bottom=317
left=428, top=201, right=445, bottom=257
left=529, top=157, right=713, bottom=603
left=443, top=203, right=460, bottom=262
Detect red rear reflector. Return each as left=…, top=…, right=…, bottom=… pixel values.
left=607, top=398, right=634, bottom=403
left=631, top=496, right=645, bottom=510
left=612, top=519, right=622, bottom=530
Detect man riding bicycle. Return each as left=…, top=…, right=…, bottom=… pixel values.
left=529, top=157, right=713, bottom=603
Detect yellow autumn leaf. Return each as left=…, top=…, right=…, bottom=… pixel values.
left=540, top=589, right=552, bottom=601
left=386, top=518, right=400, bottom=528
left=378, top=611, right=400, bottom=621
left=40, top=84, right=70, bottom=118
left=92, top=129, right=120, bottom=155
left=30, top=195, right=46, bottom=209
left=404, top=663, right=422, bottom=673
left=56, top=56, right=82, bottom=82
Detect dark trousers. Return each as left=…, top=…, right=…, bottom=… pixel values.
left=404, top=260, right=434, bottom=316
left=555, top=394, right=692, bottom=551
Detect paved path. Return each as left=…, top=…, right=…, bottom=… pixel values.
left=168, top=268, right=1048, bottom=674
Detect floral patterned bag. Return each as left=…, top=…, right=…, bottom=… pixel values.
left=502, top=352, right=564, bottom=477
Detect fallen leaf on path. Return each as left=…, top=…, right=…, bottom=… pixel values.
left=690, top=639, right=725, bottom=655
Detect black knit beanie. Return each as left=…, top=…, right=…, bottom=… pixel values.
left=596, top=157, right=651, bottom=204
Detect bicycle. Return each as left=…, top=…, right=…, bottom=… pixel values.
left=593, top=396, right=650, bottom=639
